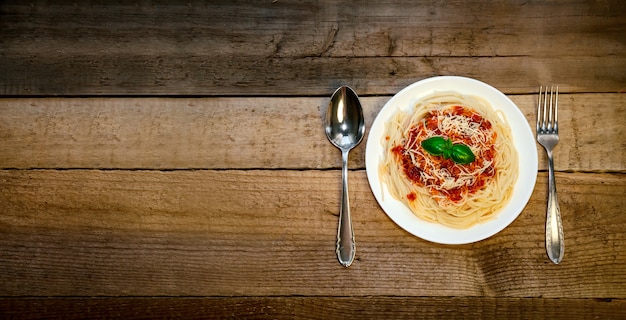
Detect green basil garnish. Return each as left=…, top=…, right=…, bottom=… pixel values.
left=450, top=144, right=476, bottom=164
left=420, top=136, right=448, bottom=156
left=421, top=136, right=475, bottom=165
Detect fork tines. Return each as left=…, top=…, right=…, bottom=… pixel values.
left=537, top=85, right=559, bottom=134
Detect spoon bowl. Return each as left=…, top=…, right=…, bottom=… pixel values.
left=326, top=87, right=366, bottom=150
left=325, top=86, right=365, bottom=267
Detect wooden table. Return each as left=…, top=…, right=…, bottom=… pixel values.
left=1, top=1, right=625, bottom=318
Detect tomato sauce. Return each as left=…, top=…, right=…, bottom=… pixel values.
left=392, top=106, right=497, bottom=205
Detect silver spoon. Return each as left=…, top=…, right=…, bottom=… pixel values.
left=325, top=86, right=365, bottom=267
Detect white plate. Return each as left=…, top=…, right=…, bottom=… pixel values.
left=365, top=76, right=537, bottom=244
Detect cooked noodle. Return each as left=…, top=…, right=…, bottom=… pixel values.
left=379, top=91, right=518, bottom=229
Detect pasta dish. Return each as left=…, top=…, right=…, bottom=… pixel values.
left=380, top=91, right=518, bottom=229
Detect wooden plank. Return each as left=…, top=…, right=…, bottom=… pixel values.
left=1, top=94, right=624, bottom=171
left=1, top=1, right=625, bottom=95
left=1, top=170, right=624, bottom=297
left=2, top=54, right=623, bottom=96
left=2, top=1, right=623, bottom=58
left=1, top=297, right=625, bottom=320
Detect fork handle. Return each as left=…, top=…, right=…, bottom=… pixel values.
left=546, top=151, right=564, bottom=264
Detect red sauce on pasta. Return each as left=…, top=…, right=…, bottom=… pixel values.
left=392, top=105, right=497, bottom=205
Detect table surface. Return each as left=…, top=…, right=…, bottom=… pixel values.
left=1, top=1, right=625, bottom=319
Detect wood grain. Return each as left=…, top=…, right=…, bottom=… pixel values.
left=1, top=1, right=625, bottom=95
left=1, top=94, right=623, bottom=171
left=1, top=170, right=624, bottom=297
left=1, top=1, right=624, bottom=317
left=1, top=297, right=625, bottom=320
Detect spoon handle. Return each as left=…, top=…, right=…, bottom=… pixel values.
left=336, top=149, right=356, bottom=267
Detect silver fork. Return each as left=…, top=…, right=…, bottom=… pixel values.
left=537, top=86, right=564, bottom=264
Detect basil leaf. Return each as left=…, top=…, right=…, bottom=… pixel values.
left=450, top=144, right=476, bottom=164
left=421, top=136, right=448, bottom=156
left=421, top=136, right=476, bottom=165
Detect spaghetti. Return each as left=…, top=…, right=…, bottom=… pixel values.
left=380, top=91, right=518, bottom=229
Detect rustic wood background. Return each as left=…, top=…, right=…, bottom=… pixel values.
left=1, top=1, right=625, bottom=319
